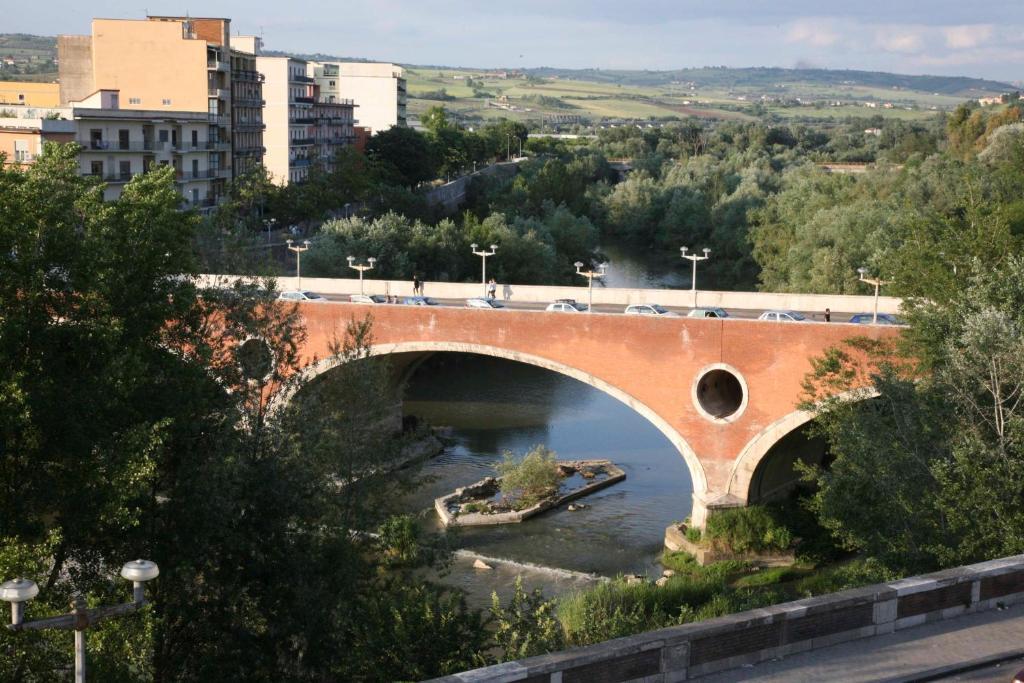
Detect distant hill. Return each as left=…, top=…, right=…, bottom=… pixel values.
left=523, top=66, right=1012, bottom=97
left=0, top=32, right=1012, bottom=99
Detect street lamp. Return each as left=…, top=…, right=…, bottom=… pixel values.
left=680, top=246, right=711, bottom=291
left=857, top=267, right=890, bottom=324
left=505, top=134, right=511, bottom=161
left=286, top=239, right=310, bottom=290
left=574, top=261, right=607, bottom=313
left=347, top=255, right=377, bottom=295
left=2, top=559, right=159, bottom=683
left=470, top=243, right=498, bottom=297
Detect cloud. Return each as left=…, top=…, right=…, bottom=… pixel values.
left=785, top=19, right=841, bottom=48
left=874, top=26, right=926, bottom=53
left=943, top=24, right=994, bottom=49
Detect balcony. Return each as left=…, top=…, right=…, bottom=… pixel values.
left=177, top=169, right=218, bottom=181
left=234, top=145, right=266, bottom=155
left=293, top=96, right=314, bottom=105
left=233, top=97, right=265, bottom=107
left=233, top=120, right=266, bottom=131
left=78, top=140, right=160, bottom=152
left=208, top=87, right=230, bottom=100
left=293, top=116, right=316, bottom=124
left=290, top=74, right=314, bottom=84
left=207, top=59, right=230, bottom=72
left=86, top=172, right=135, bottom=184
left=291, top=137, right=315, bottom=146
left=233, top=70, right=265, bottom=83
left=290, top=158, right=312, bottom=168
left=207, top=114, right=231, bottom=126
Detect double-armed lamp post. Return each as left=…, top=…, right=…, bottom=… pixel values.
left=857, top=267, right=889, bottom=324
left=286, top=239, right=310, bottom=290
left=574, top=261, right=608, bottom=313
left=680, top=246, right=711, bottom=291
left=470, top=243, right=498, bottom=297
left=1, top=559, right=159, bottom=683
left=347, top=256, right=377, bottom=295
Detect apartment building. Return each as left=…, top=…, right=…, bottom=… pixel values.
left=312, top=86, right=356, bottom=174
left=309, top=61, right=406, bottom=133
left=0, top=89, right=222, bottom=210
left=256, top=55, right=317, bottom=184
left=57, top=15, right=252, bottom=197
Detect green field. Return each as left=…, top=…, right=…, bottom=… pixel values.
left=404, top=65, right=989, bottom=126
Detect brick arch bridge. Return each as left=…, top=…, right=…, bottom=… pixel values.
left=292, top=303, right=900, bottom=526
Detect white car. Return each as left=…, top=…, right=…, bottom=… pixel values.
left=465, top=297, right=505, bottom=310
left=278, top=290, right=327, bottom=302
left=758, top=310, right=806, bottom=322
left=624, top=303, right=679, bottom=317
left=350, top=294, right=387, bottom=304
left=546, top=299, right=588, bottom=313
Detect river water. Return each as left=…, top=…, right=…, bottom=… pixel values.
left=396, top=353, right=694, bottom=605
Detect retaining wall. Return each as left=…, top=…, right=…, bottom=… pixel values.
left=427, top=554, right=1024, bottom=682
left=198, top=274, right=903, bottom=316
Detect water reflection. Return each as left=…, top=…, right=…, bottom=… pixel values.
left=398, top=354, right=694, bottom=599
left=600, top=243, right=689, bottom=290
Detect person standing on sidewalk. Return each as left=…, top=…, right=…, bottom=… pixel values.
left=412, top=274, right=421, bottom=296
left=824, top=308, right=831, bottom=323
left=488, top=278, right=497, bottom=299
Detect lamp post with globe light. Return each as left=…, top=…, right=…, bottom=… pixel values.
left=857, top=267, right=890, bottom=324
left=574, top=261, right=608, bottom=313
left=1, top=559, right=159, bottom=683
left=286, top=239, right=310, bottom=290
left=471, top=243, right=498, bottom=297
left=347, top=256, right=377, bottom=295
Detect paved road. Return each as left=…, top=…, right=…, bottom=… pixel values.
left=698, top=603, right=1024, bottom=682
left=315, top=293, right=876, bottom=324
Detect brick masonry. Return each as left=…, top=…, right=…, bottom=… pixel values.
left=426, top=555, right=1024, bottom=682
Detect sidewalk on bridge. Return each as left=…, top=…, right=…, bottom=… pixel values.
left=698, top=602, right=1024, bottom=682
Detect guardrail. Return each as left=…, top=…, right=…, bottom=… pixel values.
left=198, top=275, right=904, bottom=315
left=426, top=553, right=1024, bottom=682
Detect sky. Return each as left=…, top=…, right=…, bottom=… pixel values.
left=8, top=1, right=1024, bottom=82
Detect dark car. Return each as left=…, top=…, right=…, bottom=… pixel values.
left=849, top=313, right=903, bottom=325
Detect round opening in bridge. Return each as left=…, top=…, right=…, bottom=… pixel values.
left=238, top=337, right=273, bottom=381
left=695, top=368, right=744, bottom=420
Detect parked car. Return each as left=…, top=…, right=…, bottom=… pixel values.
left=465, top=297, right=505, bottom=309
left=546, top=299, right=589, bottom=312
left=624, top=303, right=679, bottom=317
left=686, top=307, right=729, bottom=319
left=402, top=296, right=439, bottom=306
left=849, top=313, right=903, bottom=325
left=278, top=290, right=327, bottom=302
left=349, top=294, right=387, bottom=304
left=758, top=310, right=806, bottom=322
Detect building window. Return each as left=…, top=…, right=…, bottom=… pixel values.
left=90, top=161, right=103, bottom=176
left=119, top=160, right=131, bottom=180
left=129, top=97, right=141, bottom=105
left=159, top=130, right=169, bottom=143
left=162, top=99, right=172, bottom=106
left=18, top=94, right=24, bottom=101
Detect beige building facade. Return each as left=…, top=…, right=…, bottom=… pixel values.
left=256, top=55, right=316, bottom=184
left=57, top=16, right=257, bottom=195
left=310, top=61, right=406, bottom=134
left=0, top=81, right=61, bottom=107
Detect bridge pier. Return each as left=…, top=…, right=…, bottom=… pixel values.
left=690, top=490, right=745, bottom=529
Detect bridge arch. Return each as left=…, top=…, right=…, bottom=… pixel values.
left=295, top=340, right=709, bottom=496
left=726, top=389, right=877, bottom=504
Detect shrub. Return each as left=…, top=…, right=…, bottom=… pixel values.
left=704, top=506, right=794, bottom=553
left=490, top=577, right=564, bottom=660
left=685, top=526, right=703, bottom=543
left=496, top=446, right=560, bottom=507
left=377, top=514, right=422, bottom=567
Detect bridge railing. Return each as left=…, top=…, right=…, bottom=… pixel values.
left=199, top=274, right=903, bottom=315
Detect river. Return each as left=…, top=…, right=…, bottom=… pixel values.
left=395, top=353, right=694, bottom=606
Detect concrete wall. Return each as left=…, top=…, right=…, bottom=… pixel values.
left=425, top=160, right=521, bottom=212
left=200, top=275, right=903, bottom=315
left=57, top=35, right=95, bottom=106
left=427, top=554, right=1024, bottom=682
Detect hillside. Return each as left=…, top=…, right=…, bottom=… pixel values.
left=1, top=33, right=1012, bottom=124
left=0, top=34, right=57, bottom=81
